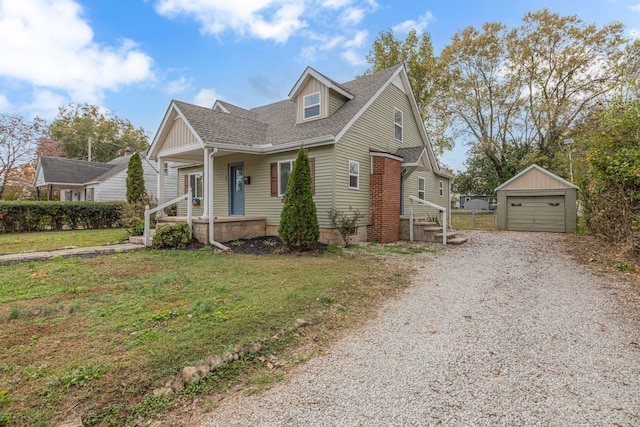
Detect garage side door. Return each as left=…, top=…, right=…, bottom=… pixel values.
left=507, top=196, right=565, bottom=232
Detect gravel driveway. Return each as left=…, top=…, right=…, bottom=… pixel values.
left=201, top=231, right=640, bottom=426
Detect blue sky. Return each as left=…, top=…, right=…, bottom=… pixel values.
left=0, top=0, right=638, bottom=171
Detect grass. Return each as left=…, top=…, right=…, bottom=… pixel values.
left=0, top=247, right=413, bottom=426
left=450, top=210, right=496, bottom=230
left=0, top=229, right=130, bottom=255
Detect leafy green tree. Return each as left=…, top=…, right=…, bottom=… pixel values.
left=49, top=103, right=149, bottom=163
left=279, top=146, right=319, bottom=251
left=507, top=9, right=633, bottom=167
left=574, top=96, right=640, bottom=253
left=126, top=152, right=145, bottom=204
left=361, top=28, right=450, bottom=153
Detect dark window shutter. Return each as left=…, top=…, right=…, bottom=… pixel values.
left=270, top=163, right=278, bottom=196
left=310, top=157, right=315, bottom=195
left=184, top=175, right=188, bottom=194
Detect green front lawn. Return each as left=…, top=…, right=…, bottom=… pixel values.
left=0, top=247, right=412, bottom=426
left=0, top=229, right=130, bottom=255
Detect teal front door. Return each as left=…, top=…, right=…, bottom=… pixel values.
left=229, top=163, right=245, bottom=215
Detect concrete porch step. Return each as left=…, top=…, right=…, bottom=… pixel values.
left=435, top=231, right=458, bottom=240
left=129, top=229, right=155, bottom=245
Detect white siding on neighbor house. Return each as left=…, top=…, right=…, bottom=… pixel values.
left=334, top=81, right=446, bottom=222
left=92, top=160, right=176, bottom=202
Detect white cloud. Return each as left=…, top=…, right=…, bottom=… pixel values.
left=341, top=49, right=366, bottom=66
left=340, top=7, right=365, bottom=25
left=155, top=0, right=307, bottom=43
left=0, top=0, right=154, bottom=105
left=392, top=11, right=434, bottom=35
left=344, top=30, right=368, bottom=49
left=193, top=88, right=222, bottom=107
left=322, top=0, right=355, bottom=9
left=25, top=89, right=68, bottom=119
left=628, top=3, right=640, bottom=12
left=166, top=76, right=192, bottom=95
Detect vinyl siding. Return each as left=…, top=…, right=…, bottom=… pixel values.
left=329, top=89, right=347, bottom=115
left=297, top=77, right=328, bottom=122
left=164, top=118, right=198, bottom=150
left=177, top=146, right=335, bottom=227
left=177, top=166, right=205, bottom=216
left=334, top=82, right=447, bottom=221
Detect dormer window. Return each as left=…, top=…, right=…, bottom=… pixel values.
left=394, top=108, right=403, bottom=141
left=303, top=92, right=321, bottom=120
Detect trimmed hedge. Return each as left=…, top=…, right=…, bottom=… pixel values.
left=0, top=201, right=124, bottom=233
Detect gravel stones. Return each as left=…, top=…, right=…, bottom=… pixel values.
left=201, top=231, right=640, bottom=426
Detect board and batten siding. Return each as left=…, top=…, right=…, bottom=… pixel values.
left=499, top=167, right=568, bottom=190
left=334, top=81, right=446, bottom=221
left=296, top=77, right=328, bottom=122
left=164, top=118, right=198, bottom=151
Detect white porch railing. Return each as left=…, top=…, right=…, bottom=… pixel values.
left=408, top=195, right=447, bottom=245
left=144, top=188, right=192, bottom=247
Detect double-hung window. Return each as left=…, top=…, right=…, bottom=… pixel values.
left=349, top=160, right=359, bottom=189
left=303, top=92, right=321, bottom=120
left=394, top=108, right=403, bottom=141
left=439, top=180, right=444, bottom=197
left=418, top=177, right=425, bottom=201
left=189, top=173, right=203, bottom=198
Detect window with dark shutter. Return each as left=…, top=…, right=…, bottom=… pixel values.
left=270, top=163, right=278, bottom=196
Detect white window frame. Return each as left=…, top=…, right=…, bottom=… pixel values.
left=439, top=180, right=444, bottom=197
left=418, top=177, right=425, bottom=201
left=394, top=107, right=403, bottom=141
left=278, top=159, right=295, bottom=196
left=303, top=92, right=321, bottom=120
left=348, top=160, right=359, bottom=190
left=189, top=172, right=203, bottom=198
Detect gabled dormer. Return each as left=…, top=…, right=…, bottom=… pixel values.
left=288, top=67, right=354, bottom=124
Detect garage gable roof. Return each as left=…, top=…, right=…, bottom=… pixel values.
left=495, top=164, right=579, bottom=192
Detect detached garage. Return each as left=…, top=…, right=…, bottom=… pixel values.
left=495, top=164, right=578, bottom=233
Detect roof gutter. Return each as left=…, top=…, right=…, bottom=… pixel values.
left=203, top=134, right=336, bottom=154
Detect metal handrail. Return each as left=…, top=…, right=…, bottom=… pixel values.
left=144, top=188, right=192, bottom=247
left=408, top=195, right=447, bottom=244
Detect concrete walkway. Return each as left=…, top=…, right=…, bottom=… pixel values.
left=0, top=242, right=145, bottom=265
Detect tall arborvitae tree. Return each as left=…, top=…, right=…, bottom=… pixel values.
left=279, top=146, right=319, bottom=251
left=126, top=152, right=145, bottom=204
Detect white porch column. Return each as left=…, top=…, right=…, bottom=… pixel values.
left=202, top=148, right=210, bottom=219
left=157, top=157, right=165, bottom=217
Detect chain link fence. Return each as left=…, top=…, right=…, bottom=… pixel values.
left=450, top=210, right=497, bottom=230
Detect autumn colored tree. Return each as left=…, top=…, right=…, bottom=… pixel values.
left=361, top=28, right=450, bottom=153
left=278, top=146, right=319, bottom=251
left=49, top=103, right=149, bottom=163
left=0, top=114, right=46, bottom=199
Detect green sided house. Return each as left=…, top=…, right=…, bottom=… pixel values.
left=147, top=64, right=453, bottom=246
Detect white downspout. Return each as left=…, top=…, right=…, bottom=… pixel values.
left=208, top=148, right=229, bottom=251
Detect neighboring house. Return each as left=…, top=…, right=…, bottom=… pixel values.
left=34, top=151, right=177, bottom=202
left=148, top=64, right=453, bottom=245
left=460, top=195, right=491, bottom=209
left=464, top=199, right=491, bottom=212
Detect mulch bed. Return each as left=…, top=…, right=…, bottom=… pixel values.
left=223, top=236, right=327, bottom=256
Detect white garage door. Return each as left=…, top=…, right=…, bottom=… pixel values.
left=507, top=195, right=565, bottom=232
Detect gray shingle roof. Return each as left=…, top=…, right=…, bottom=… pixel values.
left=396, top=146, right=426, bottom=164
left=38, top=156, right=115, bottom=184
left=173, top=64, right=404, bottom=148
